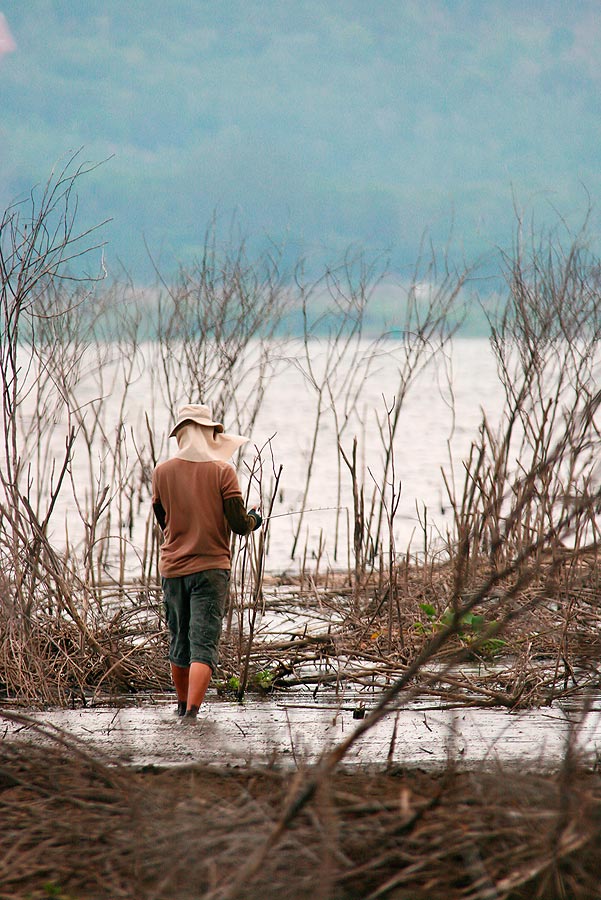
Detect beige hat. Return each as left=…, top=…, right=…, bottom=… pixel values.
left=169, top=404, right=224, bottom=438
left=169, top=403, right=249, bottom=463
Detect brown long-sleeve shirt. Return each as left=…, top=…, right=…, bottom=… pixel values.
left=151, top=458, right=257, bottom=577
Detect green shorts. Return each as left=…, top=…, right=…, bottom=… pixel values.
left=162, top=568, right=230, bottom=672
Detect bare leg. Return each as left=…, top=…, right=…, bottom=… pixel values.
left=187, top=661, right=212, bottom=713
left=170, top=662, right=189, bottom=702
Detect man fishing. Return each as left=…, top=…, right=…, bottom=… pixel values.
left=152, top=404, right=261, bottom=721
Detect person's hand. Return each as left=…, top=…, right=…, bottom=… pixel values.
left=248, top=507, right=262, bottom=530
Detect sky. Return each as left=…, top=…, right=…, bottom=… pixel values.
left=1, top=1, right=600, bottom=284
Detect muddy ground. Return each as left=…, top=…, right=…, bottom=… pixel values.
left=4, top=688, right=601, bottom=771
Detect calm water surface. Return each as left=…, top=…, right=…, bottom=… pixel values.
left=18, top=337, right=503, bottom=572
left=243, top=337, right=503, bottom=569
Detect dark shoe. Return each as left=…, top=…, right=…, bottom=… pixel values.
left=176, top=701, right=187, bottom=717
left=182, top=705, right=200, bottom=722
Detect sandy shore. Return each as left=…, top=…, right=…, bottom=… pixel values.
left=3, top=690, right=601, bottom=770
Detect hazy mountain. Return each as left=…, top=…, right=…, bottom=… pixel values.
left=1, top=1, right=599, bottom=281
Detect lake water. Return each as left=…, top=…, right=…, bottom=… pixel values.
left=8, top=336, right=508, bottom=576
left=252, top=336, right=504, bottom=568
left=9, top=330, right=601, bottom=577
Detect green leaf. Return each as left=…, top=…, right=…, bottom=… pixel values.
left=419, top=602, right=437, bottom=618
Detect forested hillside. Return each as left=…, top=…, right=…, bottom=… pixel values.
left=1, top=1, right=600, bottom=282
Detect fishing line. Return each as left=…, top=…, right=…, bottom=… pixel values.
left=263, top=505, right=347, bottom=521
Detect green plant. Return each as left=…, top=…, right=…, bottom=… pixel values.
left=43, top=883, right=74, bottom=900
left=216, top=670, right=275, bottom=697
left=252, top=669, right=275, bottom=691
left=416, top=602, right=506, bottom=657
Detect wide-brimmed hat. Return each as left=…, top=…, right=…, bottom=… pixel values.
left=169, top=404, right=224, bottom=438
left=169, top=403, right=249, bottom=463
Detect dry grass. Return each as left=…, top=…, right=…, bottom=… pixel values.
left=1, top=717, right=600, bottom=900
left=2, top=547, right=601, bottom=710
left=222, top=549, right=601, bottom=710
left=0, top=574, right=171, bottom=707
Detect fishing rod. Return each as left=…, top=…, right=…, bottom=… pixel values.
left=262, top=505, right=347, bottom=521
